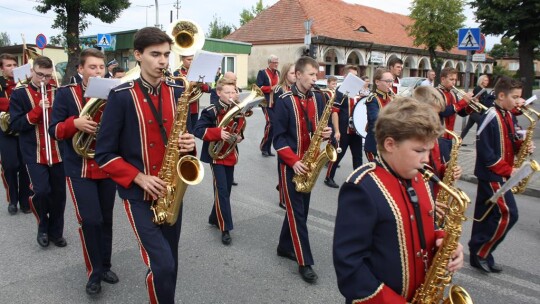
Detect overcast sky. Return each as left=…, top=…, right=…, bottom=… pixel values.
left=1, top=0, right=499, bottom=49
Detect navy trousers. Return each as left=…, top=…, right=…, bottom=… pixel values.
left=209, top=164, right=235, bottom=231
left=469, top=180, right=518, bottom=264
left=259, top=107, right=273, bottom=153
left=0, top=133, right=31, bottom=209
left=326, top=133, right=363, bottom=180
left=67, top=177, right=116, bottom=283
left=26, top=163, right=66, bottom=239
left=190, top=112, right=198, bottom=131
left=124, top=199, right=182, bottom=304
left=278, top=164, right=314, bottom=266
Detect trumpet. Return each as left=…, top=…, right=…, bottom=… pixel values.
left=451, top=86, right=488, bottom=113
left=40, top=81, right=53, bottom=167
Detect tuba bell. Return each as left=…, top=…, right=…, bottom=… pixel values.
left=209, top=85, right=265, bottom=160
left=72, top=65, right=141, bottom=158
left=166, top=19, right=206, bottom=104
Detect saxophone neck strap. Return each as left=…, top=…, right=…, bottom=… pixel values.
left=404, top=179, right=429, bottom=273
left=138, top=79, right=167, bottom=146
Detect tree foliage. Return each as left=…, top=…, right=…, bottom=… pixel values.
left=207, top=15, right=235, bottom=39
left=239, top=0, right=266, bottom=26
left=35, top=0, right=130, bottom=84
left=0, top=32, right=11, bottom=47
left=49, top=34, right=67, bottom=48
left=470, top=0, right=540, bottom=97
left=407, top=0, right=466, bottom=85
left=488, top=37, right=518, bottom=59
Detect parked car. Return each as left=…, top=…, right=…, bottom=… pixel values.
left=398, top=77, right=427, bottom=96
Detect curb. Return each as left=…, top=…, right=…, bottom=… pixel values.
left=459, top=174, right=540, bottom=199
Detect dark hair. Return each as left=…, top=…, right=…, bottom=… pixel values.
left=112, top=66, right=125, bottom=76
left=133, top=27, right=173, bottom=53
left=79, top=48, right=105, bottom=67
left=440, top=67, right=458, bottom=78
left=361, top=75, right=369, bottom=81
left=372, top=67, right=391, bottom=92
left=494, top=76, right=522, bottom=97
left=33, top=56, right=53, bottom=69
left=343, top=64, right=358, bottom=74
left=0, top=53, right=17, bottom=68
left=327, top=76, right=338, bottom=83
left=387, top=57, right=403, bottom=68
left=295, top=56, right=319, bottom=74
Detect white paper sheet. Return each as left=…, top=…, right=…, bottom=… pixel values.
left=84, top=77, right=121, bottom=99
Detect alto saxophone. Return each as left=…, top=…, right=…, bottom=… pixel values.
left=436, top=129, right=462, bottom=228
left=292, top=88, right=338, bottom=193
left=151, top=75, right=205, bottom=225
left=413, top=166, right=473, bottom=304
left=511, top=105, right=540, bottom=194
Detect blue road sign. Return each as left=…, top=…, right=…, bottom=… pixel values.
left=96, top=34, right=112, bottom=47
left=35, top=34, right=47, bottom=50
left=458, top=28, right=481, bottom=51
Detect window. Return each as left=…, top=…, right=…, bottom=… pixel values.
left=508, top=62, right=519, bottom=71
left=222, top=56, right=236, bottom=73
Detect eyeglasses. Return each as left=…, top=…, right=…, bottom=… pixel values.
left=35, top=71, right=53, bottom=79
left=380, top=79, right=394, bottom=83
left=270, top=61, right=279, bottom=64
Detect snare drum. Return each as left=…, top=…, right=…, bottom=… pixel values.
left=350, top=96, right=368, bottom=137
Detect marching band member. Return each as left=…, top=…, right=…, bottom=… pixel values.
left=0, top=53, right=32, bottom=215
left=194, top=77, right=244, bottom=245
left=50, top=48, right=118, bottom=295
left=469, top=77, right=533, bottom=273
left=95, top=27, right=196, bottom=304
left=173, top=53, right=211, bottom=130
left=257, top=54, right=280, bottom=157
left=324, top=65, right=363, bottom=188
left=387, top=57, right=403, bottom=94
left=269, top=63, right=296, bottom=209
left=460, top=74, right=490, bottom=140
left=436, top=67, right=473, bottom=140
left=333, top=98, right=464, bottom=304
left=272, top=56, right=332, bottom=283
left=364, top=68, right=393, bottom=162
left=9, top=56, right=66, bottom=248
left=104, top=59, right=118, bottom=78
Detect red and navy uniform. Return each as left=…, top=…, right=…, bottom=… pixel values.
left=257, top=67, right=280, bottom=154
left=428, top=137, right=452, bottom=197
left=469, top=105, right=521, bottom=267
left=364, top=90, right=391, bottom=161
left=0, top=76, right=31, bottom=211
left=50, top=82, right=116, bottom=285
left=173, top=66, right=210, bottom=130
left=326, top=90, right=363, bottom=180
left=392, top=76, right=400, bottom=95
left=437, top=85, right=471, bottom=140
left=333, top=161, right=441, bottom=304
left=9, top=82, right=66, bottom=240
left=194, top=100, right=245, bottom=232
left=272, top=84, right=325, bottom=267
left=95, top=77, right=189, bottom=304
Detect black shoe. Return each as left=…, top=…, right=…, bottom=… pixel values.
left=299, top=265, right=318, bottom=283
left=21, top=208, right=32, bottom=214
left=101, top=270, right=119, bottom=284
left=8, top=204, right=17, bottom=215
left=277, top=247, right=296, bottom=261
left=470, top=255, right=491, bottom=273
left=37, top=233, right=49, bottom=247
left=85, top=280, right=102, bottom=295
left=278, top=202, right=286, bottom=210
left=208, top=217, right=219, bottom=228
left=49, top=236, right=67, bottom=247
left=261, top=151, right=270, bottom=157
left=324, top=178, right=339, bottom=188
left=221, top=231, right=231, bottom=245
left=490, top=263, right=503, bottom=273
left=268, top=152, right=275, bottom=157
left=232, top=180, right=238, bottom=186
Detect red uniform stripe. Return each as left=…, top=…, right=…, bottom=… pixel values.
left=280, top=164, right=305, bottom=265
left=478, top=182, right=511, bottom=258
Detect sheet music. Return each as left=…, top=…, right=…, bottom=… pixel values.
left=13, top=63, right=32, bottom=83
left=84, top=77, right=121, bottom=99
left=186, top=50, right=223, bottom=83
left=338, top=73, right=365, bottom=98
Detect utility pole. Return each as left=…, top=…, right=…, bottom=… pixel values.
left=154, top=0, right=160, bottom=29
left=173, top=0, right=181, bottom=20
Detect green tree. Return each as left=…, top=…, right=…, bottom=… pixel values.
left=239, top=0, right=266, bottom=26
left=407, top=0, right=466, bottom=85
left=49, top=34, right=67, bottom=48
left=35, top=0, right=130, bottom=84
left=0, top=32, right=11, bottom=47
left=207, top=15, right=235, bottom=39
left=488, top=37, right=518, bottom=59
left=470, top=0, right=540, bottom=97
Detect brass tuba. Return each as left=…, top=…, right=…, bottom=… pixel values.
left=209, top=85, right=264, bottom=160
left=167, top=19, right=206, bottom=104
left=72, top=65, right=141, bottom=158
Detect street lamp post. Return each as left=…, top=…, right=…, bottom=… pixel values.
left=136, top=4, right=154, bottom=27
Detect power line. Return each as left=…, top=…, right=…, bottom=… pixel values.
left=0, top=4, right=53, bottom=19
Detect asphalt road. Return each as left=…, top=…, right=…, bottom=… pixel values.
left=1, top=99, right=539, bottom=303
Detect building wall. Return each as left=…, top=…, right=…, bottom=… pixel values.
left=249, top=44, right=306, bottom=79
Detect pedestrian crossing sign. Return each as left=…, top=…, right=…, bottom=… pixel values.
left=97, top=34, right=112, bottom=47
left=458, top=28, right=481, bottom=51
